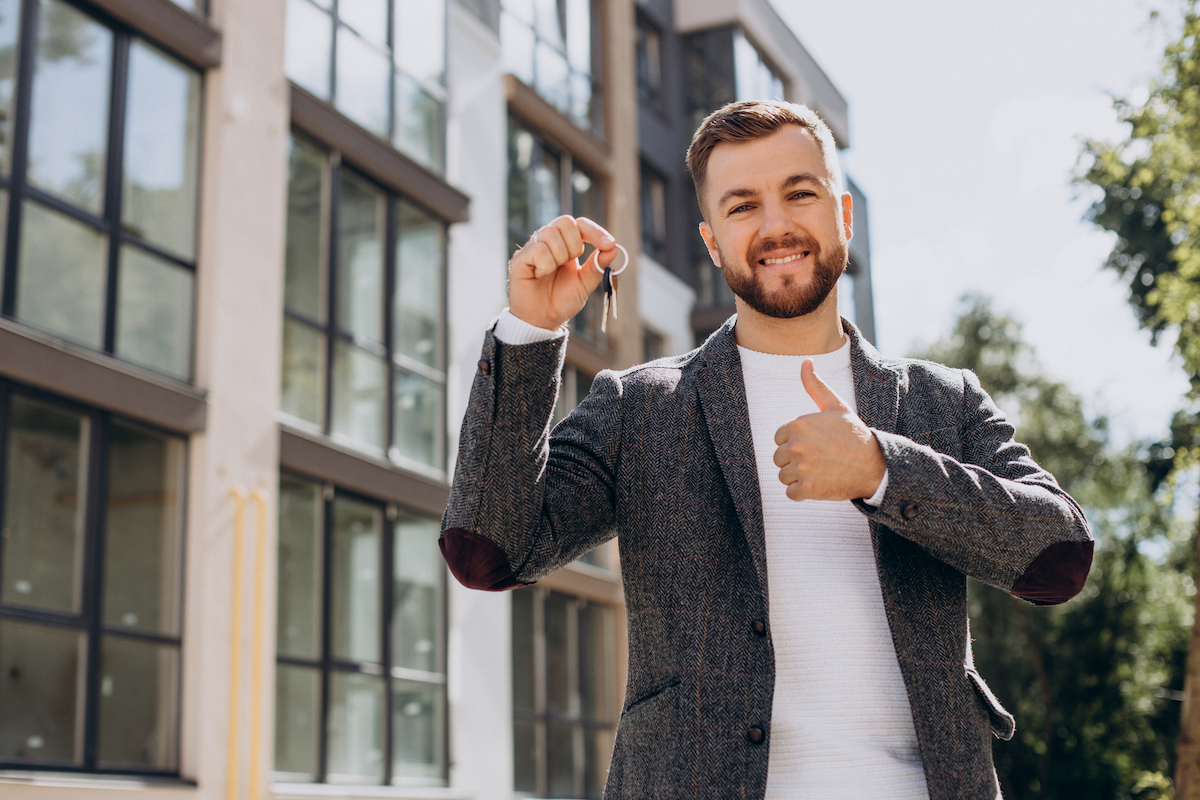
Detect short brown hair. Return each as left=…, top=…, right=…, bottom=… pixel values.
left=686, top=100, right=842, bottom=215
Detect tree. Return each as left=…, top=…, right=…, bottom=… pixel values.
left=913, top=296, right=1191, bottom=798
left=1079, top=4, right=1200, bottom=794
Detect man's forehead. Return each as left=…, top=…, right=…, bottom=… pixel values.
left=706, top=126, right=831, bottom=190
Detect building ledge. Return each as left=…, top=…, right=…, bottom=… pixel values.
left=273, top=783, right=470, bottom=800
left=0, top=770, right=197, bottom=795
left=505, top=75, right=611, bottom=177
left=0, top=317, right=208, bottom=433
left=88, top=0, right=221, bottom=69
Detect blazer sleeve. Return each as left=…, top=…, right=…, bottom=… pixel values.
left=440, top=329, right=622, bottom=591
left=855, top=368, right=1094, bottom=605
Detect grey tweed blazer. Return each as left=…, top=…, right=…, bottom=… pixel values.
left=441, top=316, right=1093, bottom=800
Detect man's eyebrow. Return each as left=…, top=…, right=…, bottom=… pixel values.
left=780, top=172, right=824, bottom=191
left=715, top=186, right=757, bottom=209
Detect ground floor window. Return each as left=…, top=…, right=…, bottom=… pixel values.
left=0, top=382, right=186, bottom=773
left=274, top=471, right=446, bottom=785
left=512, top=586, right=617, bottom=799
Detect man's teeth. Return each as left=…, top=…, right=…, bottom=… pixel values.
left=762, top=253, right=805, bottom=265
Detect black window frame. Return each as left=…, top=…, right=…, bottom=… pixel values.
left=634, top=12, right=663, bottom=112
left=0, top=377, right=187, bottom=776
left=0, top=0, right=204, bottom=382
left=274, top=470, right=449, bottom=786
left=281, top=130, right=451, bottom=476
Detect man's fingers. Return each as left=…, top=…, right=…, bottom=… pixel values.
left=548, top=215, right=585, bottom=261
left=801, top=359, right=848, bottom=412
left=576, top=216, right=617, bottom=249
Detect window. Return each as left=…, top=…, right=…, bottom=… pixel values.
left=0, top=0, right=202, bottom=382
left=274, top=473, right=447, bottom=785
left=501, top=0, right=599, bottom=133
left=284, top=0, right=447, bottom=172
left=732, top=29, right=784, bottom=103
left=643, top=327, right=664, bottom=361
left=0, top=383, right=186, bottom=773
left=634, top=14, right=662, bottom=109
left=512, top=587, right=616, bottom=799
left=506, top=117, right=607, bottom=345
left=639, top=164, right=666, bottom=264
left=838, top=270, right=856, bottom=326
left=280, top=134, right=448, bottom=475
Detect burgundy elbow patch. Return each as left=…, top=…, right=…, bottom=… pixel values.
left=440, top=527, right=527, bottom=591
left=1011, top=539, right=1095, bottom=605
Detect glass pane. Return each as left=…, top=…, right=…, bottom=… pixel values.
left=281, top=318, right=326, bottom=427
left=335, top=26, right=389, bottom=137
left=572, top=166, right=599, bottom=221
left=115, top=246, right=195, bottom=380
left=122, top=40, right=201, bottom=260
left=506, top=123, right=535, bottom=234
left=392, top=369, right=443, bottom=470
left=513, top=719, right=537, bottom=792
left=277, top=474, right=323, bottom=659
left=565, top=0, right=591, bottom=73
left=506, top=0, right=533, bottom=24
left=511, top=588, right=535, bottom=714
left=533, top=0, right=564, bottom=48
left=2, top=395, right=86, bottom=612
left=534, top=41, right=569, bottom=112
left=545, top=591, right=570, bottom=715
left=17, top=200, right=107, bottom=347
left=331, top=495, right=380, bottom=664
left=570, top=70, right=592, bottom=130
left=584, top=727, right=613, bottom=800
left=274, top=664, right=320, bottom=778
left=394, top=201, right=443, bottom=368
left=102, top=420, right=186, bottom=636
left=0, top=0, right=21, bottom=173
left=97, top=637, right=180, bottom=769
left=0, top=619, right=84, bottom=763
left=337, top=170, right=384, bottom=343
left=394, top=0, right=445, bottom=86
left=284, top=136, right=327, bottom=321
left=339, top=0, right=386, bottom=46
left=578, top=601, right=611, bottom=721
left=500, top=13, right=534, bottom=87
left=285, top=0, right=332, bottom=99
left=26, top=0, right=111, bottom=213
left=332, top=341, right=386, bottom=450
left=391, top=680, right=444, bottom=780
left=546, top=722, right=576, bottom=797
left=533, top=141, right=563, bottom=227
left=394, top=71, right=442, bottom=173
left=327, top=671, right=385, bottom=783
left=392, top=515, right=441, bottom=673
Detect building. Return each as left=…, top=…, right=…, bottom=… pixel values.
left=0, top=1, right=873, bottom=799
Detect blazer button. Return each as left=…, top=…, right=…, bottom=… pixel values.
left=902, top=502, right=920, bottom=520
left=747, top=726, right=766, bottom=744
left=477, top=359, right=491, bottom=376
left=751, top=619, right=766, bottom=636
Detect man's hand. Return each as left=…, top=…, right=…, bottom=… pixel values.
left=773, top=359, right=887, bottom=502
left=509, top=215, right=619, bottom=331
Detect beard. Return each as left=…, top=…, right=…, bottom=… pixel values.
left=718, top=232, right=847, bottom=319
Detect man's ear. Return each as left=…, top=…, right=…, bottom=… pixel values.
left=841, top=192, right=853, bottom=241
left=698, top=221, right=722, bottom=268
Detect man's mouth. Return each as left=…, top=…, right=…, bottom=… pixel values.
left=758, top=251, right=810, bottom=266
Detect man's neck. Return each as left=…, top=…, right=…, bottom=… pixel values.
left=732, top=295, right=847, bottom=356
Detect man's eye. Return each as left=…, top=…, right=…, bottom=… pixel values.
left=791, top=191, right=815, bottom=200
left=730, top=204, right=752, bottom=214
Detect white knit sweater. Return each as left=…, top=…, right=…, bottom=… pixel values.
left=739, top=339, right=928, bottom=799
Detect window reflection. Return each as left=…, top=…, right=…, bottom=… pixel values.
left=501, top=0, right=598, bottom=131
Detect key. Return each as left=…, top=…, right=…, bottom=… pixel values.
left=601, top=266, right=617, bottom=333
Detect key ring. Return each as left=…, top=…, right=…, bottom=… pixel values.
left=593, top=243, right=629, bottom=276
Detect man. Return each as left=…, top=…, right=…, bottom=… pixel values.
left=440, top=101, right=1092, bottom=799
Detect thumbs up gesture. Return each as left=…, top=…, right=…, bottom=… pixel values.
left=772, top=359, right=887, bottom=502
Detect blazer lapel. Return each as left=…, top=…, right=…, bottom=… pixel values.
left=695, top=318, right=771, bottom=611
left=846, top=319, right=901, bottom=436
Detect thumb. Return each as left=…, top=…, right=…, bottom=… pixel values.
left=801, top=359, right=848, bottom=412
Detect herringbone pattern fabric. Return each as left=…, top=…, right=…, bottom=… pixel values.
left=442, top=316, right=1092, bottom=800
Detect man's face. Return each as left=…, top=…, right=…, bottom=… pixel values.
left=698, top=126, right=852, bottom=320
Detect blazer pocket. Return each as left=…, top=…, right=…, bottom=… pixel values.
left=622, top=678, right=681, bottom=716
left=912, top=425, right=962, bottom=460
left=966, top=667, right=1015, bottom=741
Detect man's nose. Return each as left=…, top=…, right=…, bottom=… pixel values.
left=758, top=198, right=794, bottom=241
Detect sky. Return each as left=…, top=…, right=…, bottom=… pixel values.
left=768, top=0, right=1190, bottom=444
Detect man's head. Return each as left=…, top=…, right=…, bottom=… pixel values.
left=686, top=101, right=851, bottom=321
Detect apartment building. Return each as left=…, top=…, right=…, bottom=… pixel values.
left=0, top=1, right=873, bottom=799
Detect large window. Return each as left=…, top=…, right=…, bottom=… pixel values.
left=732, top=29, right=783, bottom=104
left=501, top=0, right=599, bottom=133
left=284, top=0, right=447, bottom=173
left=639, top=163, right=666, bottom=264
left=280, top=134, right=447, bottom=475
left=0, top=0, right=202, bottom=382
left=634, top=14, right=662, bottom=110
left=506, top=117, right=607, bottom=345
left=0, top=383, right=186, bottom=774
left=513, top=587, right=616, bottom=799
left=274, top=473, right=446, bottom=786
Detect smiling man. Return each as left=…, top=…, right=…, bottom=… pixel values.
left=440, top=100, right=1093, bottom=800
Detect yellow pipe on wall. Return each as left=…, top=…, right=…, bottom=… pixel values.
left=249, top=489, right=269, bottom=800
left=227, top=487, right=248, bottom=800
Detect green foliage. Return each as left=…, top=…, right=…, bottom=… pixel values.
left=913, top=296, right=1193, bottom=799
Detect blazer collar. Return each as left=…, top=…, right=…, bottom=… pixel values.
left=695, top=315, right=902, bottom=611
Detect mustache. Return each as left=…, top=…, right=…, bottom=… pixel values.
left=748, top=234, right=821, bottom=264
